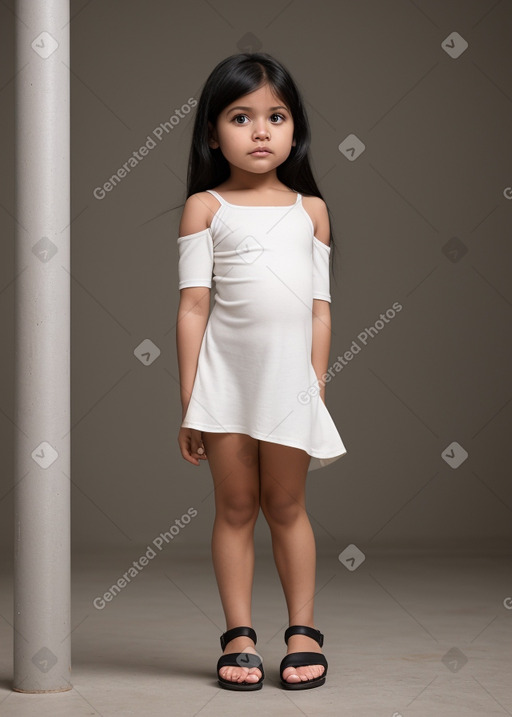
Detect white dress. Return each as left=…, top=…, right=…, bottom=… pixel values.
left=177, top=189, right=347, bottom=472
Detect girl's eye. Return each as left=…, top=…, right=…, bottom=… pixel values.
left=231, top=113, right=286, bottom=124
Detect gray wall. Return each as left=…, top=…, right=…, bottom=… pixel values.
left=2, top=0, right=511, bottom=553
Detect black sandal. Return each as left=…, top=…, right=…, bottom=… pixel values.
left=279, top=625, right=328, bottom=690
left=216, top=626, right=265, bottom=691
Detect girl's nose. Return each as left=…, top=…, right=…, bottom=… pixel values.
left=254, top=123, right=270, bottom=140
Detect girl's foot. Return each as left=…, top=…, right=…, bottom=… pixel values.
left=218, top=635, right=262, bottom=684
left=281, top=632, right=325, bottom=684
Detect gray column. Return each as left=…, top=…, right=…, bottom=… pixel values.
left=13, top=0, right=71, bottom=692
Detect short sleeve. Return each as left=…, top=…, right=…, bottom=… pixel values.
left=312, top=236, right=331, bottom=302
left=177, top=228, right=214, bottom=289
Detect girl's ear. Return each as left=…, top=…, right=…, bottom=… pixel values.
left=208, top=121, right=219, bottom=149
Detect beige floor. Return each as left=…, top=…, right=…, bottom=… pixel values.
left=0, top=545, right=511, bottom=716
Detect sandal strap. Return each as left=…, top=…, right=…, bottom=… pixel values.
left=280, top=651, right=328, bottom=675
left=284, top=625, right=324, bottom=647
left=220, top=626, right=257, bottom=651
left=217, top=652, right=264, bottom=678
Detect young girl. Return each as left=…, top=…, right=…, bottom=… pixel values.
left=176, top=52, right=347, bottom=691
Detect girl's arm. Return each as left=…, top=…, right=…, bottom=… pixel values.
left=176, top=194, right=212, bottom=420
left=177, top=287, right=210, bottom=420
left=310, top=197, right=332, bottom=404
left=312, top=299, right=331, bottom=404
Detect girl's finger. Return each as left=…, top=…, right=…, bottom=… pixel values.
left=194, top=444, right=207, bottom=459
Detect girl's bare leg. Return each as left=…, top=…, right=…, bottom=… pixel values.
left=201, top=431, right=262, bottom=684
left=259, top=440, right=325, bottom=685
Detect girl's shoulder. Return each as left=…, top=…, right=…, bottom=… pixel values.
left=179, top=191, right=220, bottom=235
left=301, top=194, right=327, bottom=212
left=301, top=195, right=329, bottom=243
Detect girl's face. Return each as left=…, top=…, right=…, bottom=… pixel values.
left=208, top=83, right=296, bottom=177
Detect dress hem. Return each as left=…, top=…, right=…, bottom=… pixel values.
left=180, top=420, right=348, bottom=463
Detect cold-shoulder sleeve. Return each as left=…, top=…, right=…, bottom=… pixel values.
left=177, top=228, right=214, bottom=289
left=312, top=236, right=331, bottom=302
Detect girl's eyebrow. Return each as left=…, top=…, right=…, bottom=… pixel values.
left=226, top=105, right=288, bottom=114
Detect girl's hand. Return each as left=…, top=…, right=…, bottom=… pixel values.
left=178, top=427, right=208, bottom=466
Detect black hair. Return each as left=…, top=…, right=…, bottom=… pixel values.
left=185, top=52, right=338, bottom=286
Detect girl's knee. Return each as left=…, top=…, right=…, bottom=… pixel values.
left=260, top=493, right=304, bottom=526
left=216, top=493, right=260, bottom=527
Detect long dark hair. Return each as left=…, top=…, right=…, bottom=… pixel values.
left=186, top=52, right=338, bottom=287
